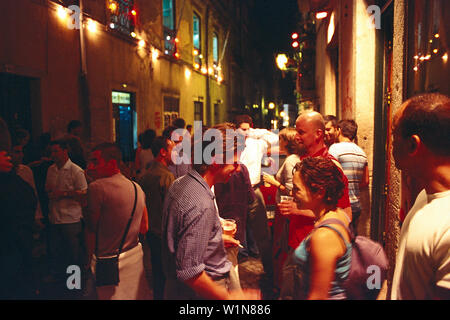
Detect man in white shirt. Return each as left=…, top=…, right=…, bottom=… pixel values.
left=234, top=115, right=278, bottom=291
left=391, top=93, right=450, bottom=300
left=45, top=140, right=88, bottom=280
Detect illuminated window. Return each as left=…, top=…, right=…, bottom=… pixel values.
left=163, top=0, right=175, bottom=30
left=212, top=33, right=219, bottom=63
left=193, top=13, right=201, bottom=50
left=163, top=0, right=176, bottom=55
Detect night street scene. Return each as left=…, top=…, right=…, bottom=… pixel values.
left=0, top=0, right=449, bottom=308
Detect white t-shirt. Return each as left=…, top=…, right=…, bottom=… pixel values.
left=46, top=159, right=88, bottom=224
left=391, top=189, right=450, bottom=299
left=239, top=128, right=279, bottom=186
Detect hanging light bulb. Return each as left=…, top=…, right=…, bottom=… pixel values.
left=87, top=19, right=97, bottom=33
left=109, top=2, right=117, bottom=11
left=57, top=6, right=67, bottom=20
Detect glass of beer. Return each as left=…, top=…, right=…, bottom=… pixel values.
left=222, top=219, right=237, bottom=236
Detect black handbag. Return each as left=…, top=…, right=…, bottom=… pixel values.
left=95, top=181, right=137, bottom=287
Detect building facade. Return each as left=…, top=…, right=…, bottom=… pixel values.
left=0, top=0, right=268, bottom=161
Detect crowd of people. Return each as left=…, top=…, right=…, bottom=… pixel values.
left=0, top=92, right=449, bottom=300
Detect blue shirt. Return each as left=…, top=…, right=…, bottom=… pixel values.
left=162, top=169, right=231, bottom=282
left=293, top=224, right=352, bottom=300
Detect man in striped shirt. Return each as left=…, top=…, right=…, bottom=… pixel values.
left=328, top=120, right=369, bottom=230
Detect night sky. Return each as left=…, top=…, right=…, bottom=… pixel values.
left=251, top=0, right=300, bottom=105
left=252, top=0, right=300, bottom=53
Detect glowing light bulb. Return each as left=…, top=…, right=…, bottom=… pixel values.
left=57, top=6, right=67, bottom=20
left=87, top=19, right=96, bottom=33
left=193, top=49, right=198, bottom=56
left=194, top=63, right=200, bottom=70
left=109, top=3, right=117, bottom=11
left=316, top=12, right=328, bottom=19
left=131, top=10, right=137, bottom=16
left=443, top=53, right=448, bottom=63
left=151, top=48, right=159, bottom=61
left=138, top=40, right=146, bottom=48
left=131, top=32, right=137, bottom=38
left=185, top=68, right=192, bottom=79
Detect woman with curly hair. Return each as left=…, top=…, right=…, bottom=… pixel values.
left=281, top=156, right=352, bottom=300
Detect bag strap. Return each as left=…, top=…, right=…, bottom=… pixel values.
left=95, top=180, right=138, bottom=257
left=117, top=181, right=138, bottom=256
left=316, top=218, right=354, bottom=241
left=316, top=224, right=351, bottom=247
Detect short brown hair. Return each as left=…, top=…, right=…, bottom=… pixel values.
left=233, top=114, right=253, bottom=128
left=394, top=93, right=450, bottom=156
left=279, top=127, right=303, bottom=155
left=337, top=119, right=358, bottom=141
left=192, top=123, right=245, bottom=175
left=294, top=157, right=345, bottom=208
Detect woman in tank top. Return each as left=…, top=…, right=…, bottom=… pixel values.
left=284, top=156, right=352, bottom=300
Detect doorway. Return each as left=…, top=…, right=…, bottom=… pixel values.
left=112, top=91, right=137, bottom=162
left=0, top=73, right=34, bottom=138
left=371, top=1, right=394, bottom=243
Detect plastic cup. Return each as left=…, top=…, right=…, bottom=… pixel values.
left=222, top=219, right=236, bottom=236
left=280, top=195, right=294, bottom=203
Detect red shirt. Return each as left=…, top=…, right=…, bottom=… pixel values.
left=288, top=147, right=351, bottom=249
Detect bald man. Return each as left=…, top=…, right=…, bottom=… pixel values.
left=278, top=111, right=351, bottom=249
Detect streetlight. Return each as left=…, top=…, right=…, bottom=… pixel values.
left=276, top=54, right=288, bottom=70
left=268, top=102, right=275, bottom=109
